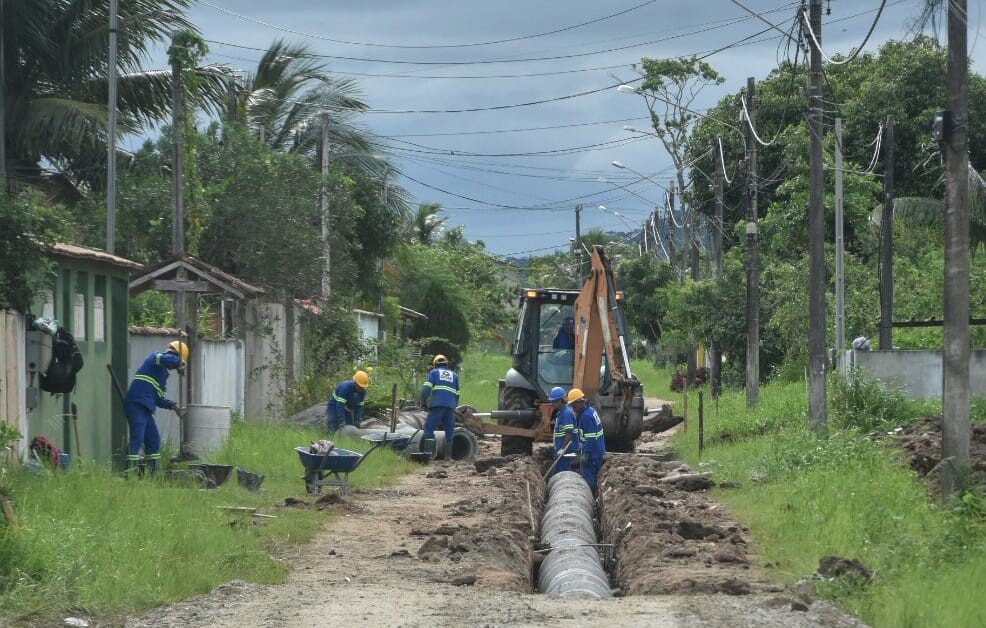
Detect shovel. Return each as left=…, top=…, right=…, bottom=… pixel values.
left=543, top=441, right=577, bottom=481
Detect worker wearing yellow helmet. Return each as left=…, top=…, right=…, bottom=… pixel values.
left=123, top=340, right=188, bottom=475
left=567, top=388, right=606, bottom=491
left=419, top=354, right=460, bottom=460
left=326, top=369, right=370, bottom=432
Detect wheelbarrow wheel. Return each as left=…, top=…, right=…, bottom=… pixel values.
left=305, top=469, right=323, bottom=494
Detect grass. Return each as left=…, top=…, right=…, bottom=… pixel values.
left=0, top=419, right=414, bottom=623
left=459, top=351, right=511, bottom=411
left=673, top=378, right=986, bottom=627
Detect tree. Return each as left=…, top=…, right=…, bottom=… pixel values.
left=616, top=254, right=676, bottom=345
left=0, top=190, right=72, bottom=311
left=410, top=203, right=447, bottom=244
left=0, top=0, right=225, bottom=201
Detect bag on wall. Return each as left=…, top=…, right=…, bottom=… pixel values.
left=39, top=327, right=84, bottom=394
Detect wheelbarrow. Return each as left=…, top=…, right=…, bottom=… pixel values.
left=295, top=434, right=396, bottom=496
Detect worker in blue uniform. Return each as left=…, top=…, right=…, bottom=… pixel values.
left=326, top=370, right=370, bottom=432
left=124, top=340, right=187, bottom=475
left=552, top=316, right=575, bottom=350
left=568, top=388, right=606, bottom=491
left=549, top=386, right=579, bottom=474
left=420, top=354, right=460, bottom=460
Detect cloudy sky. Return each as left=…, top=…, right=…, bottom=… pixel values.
left=144, top=0, right=985, bottom=256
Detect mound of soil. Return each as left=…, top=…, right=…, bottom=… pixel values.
left=599, top=454, right=778, bottom=597
left=887, top=415, right=986, bottom=496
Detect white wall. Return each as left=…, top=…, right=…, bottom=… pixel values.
left=0, top=310, right=28, bottom=456
left=129, top=334, right=244, bottom=448
left=841, top=349, right=986, bottom=399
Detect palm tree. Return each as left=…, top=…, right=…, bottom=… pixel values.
left=411, top=203, right=447, bottom=244
left=0, top=0, right=226, bottom=201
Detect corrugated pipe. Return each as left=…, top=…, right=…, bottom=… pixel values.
left=337, top=424, right=478, bottom=460
left=537, top=471, right=611, bottom=598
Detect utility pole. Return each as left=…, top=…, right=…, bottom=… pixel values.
left=0, top=0, right=6, bottom=194
left=320, top=111, right=331, bottom=299
left=806, top=0, right=827, bottom=433
left=106, top=0, right=119, bottom=253
left=713, top=135, right=724, bottom=278
left=171, top=35, right=185, bottom=256
left=744, top=77, right=760, bottom=407
left=667, top=182, right=680, bottom=282
left=710, top=135, right=724, bottom=397
left=574, top=203, right=582, bottom=283
left=942, top=0, right=970, bottom=501
left=226, top=75, right=238, bottom=124
left=835, top=118, right=845, bottom=353
left=879, top=117, right=895, bottom=350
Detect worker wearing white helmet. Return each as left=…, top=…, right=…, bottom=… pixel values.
left=326, top=370, right=370, bottom=432
left=124, top=340, right=188, bottom=475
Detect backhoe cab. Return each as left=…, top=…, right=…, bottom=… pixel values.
left=459, top=245, right=644, bottom=455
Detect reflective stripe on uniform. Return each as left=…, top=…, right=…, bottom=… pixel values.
left=134, top=374, right=165, bottom=398
left=422, top=382, right=434, bottom=388
left=432, top=385, right=458, bottom=394
left=332, top=394, right=347, bottom=403
left=582, top=429, right=604, bottom=439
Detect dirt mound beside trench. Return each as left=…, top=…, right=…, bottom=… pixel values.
left=599, top=454, right=778, bottom=597
left=888, top=415, right=986, bottom=496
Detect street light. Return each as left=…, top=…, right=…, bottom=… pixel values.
left=617, top=84, right=638, bottom=94
left=611, top=160, right=666, bottom=189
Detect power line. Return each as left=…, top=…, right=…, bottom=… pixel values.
left=201, top=0, right=659, bottom=50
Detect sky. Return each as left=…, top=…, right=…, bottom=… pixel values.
left=140, top=0, right=986, bottom=256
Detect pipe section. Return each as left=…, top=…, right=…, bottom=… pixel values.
left=336, top=424, right=478, bottom=461
left=537, top=471, right=611, bottom=598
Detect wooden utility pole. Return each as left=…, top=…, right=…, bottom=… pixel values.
left=942, top=0, right=970, bottom=500
left=106, top=0, right=119, bottom=253
left=835, top=118, right=846, bottom=353
left=744, top=77, right=760, bottom=407
left=879, top=117, right=895, bottom=350
left=806, top=0, right=827, bottom=433
left=226, top=76, right=238, bottom=123
left=320, top=112, right=331, bottom=298
left=171, top=39, right=185, bottom=256
left=668, top=182, right=680, bottom=282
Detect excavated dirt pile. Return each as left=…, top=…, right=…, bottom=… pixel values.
left=599, top=454, right=779, bottom=597
left=888, top=415, right=986, bottom=497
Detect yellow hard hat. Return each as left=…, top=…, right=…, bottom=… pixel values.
left=168, top=341, right=189, bottom=362
left=353, top=370, right=370, bottom=388
left=432, top=354, right=448, bottom=367
left=567, top=388, right=585, bottom=404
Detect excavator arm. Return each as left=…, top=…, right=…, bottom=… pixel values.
left=572, top=245, right=642, bottom=426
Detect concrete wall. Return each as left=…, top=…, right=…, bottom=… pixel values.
left=0, top=310, right=28, bottom=456
left=129, top=333, right=243, bottom=448
left=840, top=349, right=986, bottom=399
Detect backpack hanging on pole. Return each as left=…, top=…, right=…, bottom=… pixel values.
left=39, top=327, right=84, bottom=394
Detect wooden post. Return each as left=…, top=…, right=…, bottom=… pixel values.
left=698, top=390, right=704, bottom=455
left=879, top=117, right=895, bottom=349
left=745, top=77, right=760, bottom=407
left=171, top=38, right=185, bottom=256
left=390, top=383, right=399, bottom=433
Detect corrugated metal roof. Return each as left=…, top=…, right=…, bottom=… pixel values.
left=128, top=326, right=185, bottom=336
left=53, top=243, right=143, bottom=270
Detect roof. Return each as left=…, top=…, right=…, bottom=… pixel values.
left=53, top=243, right=143, bottom=270
left=399, top=306, right=427, bottom=320
left=130, top=253, right=264, bottom=299
left=128, top=326, right=185, bottom=337
left=352, top=308, right=384, bottom=319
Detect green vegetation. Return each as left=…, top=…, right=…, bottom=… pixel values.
left=0, top=420, right=413, bottom=622
left=674, top=379, right=986, bottom=627
left=459, top=352, right=512, bottom=411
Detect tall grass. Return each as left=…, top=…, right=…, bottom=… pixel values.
left=459, top=351, right=511, bottom=411
left=673, top=378, right=986, bottom=627
left=0, top=420, right=414, bottom=622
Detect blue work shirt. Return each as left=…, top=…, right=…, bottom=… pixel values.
left=552, top=327, right=575, bottom=350
left=420, top=366, right=460, bottom=409
left=327, top=379, right=366, bottom=424
left=553, top=404, right=580, bottom=456
left=125, top=351, right=180, bottom=412
left=577, top=404, right=606, bottom=460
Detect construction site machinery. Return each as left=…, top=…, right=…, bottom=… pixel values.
left=459, top=245, right=644, bottom=454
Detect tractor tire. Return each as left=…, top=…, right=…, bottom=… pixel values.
left=500, top=387, right=536, bottom=456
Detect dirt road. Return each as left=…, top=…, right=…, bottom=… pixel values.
left=125, top=433, right=864, bottom=628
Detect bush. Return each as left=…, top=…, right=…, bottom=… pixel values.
left=830, top=369, right=910, bottom=432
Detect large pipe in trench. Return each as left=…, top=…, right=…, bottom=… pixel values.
left=537, top=471, right=611, bottom=598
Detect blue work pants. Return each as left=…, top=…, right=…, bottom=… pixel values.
left=125, top=400, right=161, bottom=473
left=423, top=406, right=456, bottom=454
